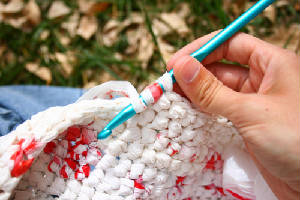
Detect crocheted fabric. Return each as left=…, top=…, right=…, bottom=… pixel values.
left=0, top=81, right=259, bottom=200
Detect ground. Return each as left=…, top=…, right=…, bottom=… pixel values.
left=0, top=0, right=299, bottom=89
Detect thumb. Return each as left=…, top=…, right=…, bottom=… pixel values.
left=173, top=55, right=244, bottom=118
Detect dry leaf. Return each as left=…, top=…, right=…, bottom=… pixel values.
left=97, top=71, right=114, bottom=83
left=78, top=0, right=95, bottom=13
left=102, top=13, right=143, bottom=46
left=77, top=15, right=98, bottom=40
left=177, top=3, right=190, bottom=18
left=82, top=70, right=115, bottom=88
left=88, top=2, right=109, bottom=15
left=276, top=0, right=289, bottom=7
left=114, top=52, right=123, bottom=60
left=223, top=0, right=246, bottom=17
left=158, top=38, right=175, bottom=63
left=137, top=27, right=154, bottom=69
left=125, top=29, right=140, bottom=54
left=48, top=1, right=70, bottom=19
left=102, top=19, right=122, bottom=46
left=6, top=16, right=27, bottom=28
left=26, top=62, right=52, bottom=84
left=62, top=12, right=79, bottom=37
left=263, top=5, right=275, bottom=23
left=122, top=13, right=144, bottom=26
left=83, top=81, right=98, bottom=89
left=23, top=0, right=41, bottom=25
left=59, top=35, right=71, bottom=46
left=55, top=52, right=73, bottom=77
left=102, top=12, right=176, bottom=69
left=40, top=45, right=52, bottom=62
left=152, top=18, right=171, bottom=37
left=78, top=0, right=109, bottom=15
left=160, top=13, right=190, bottom=37
left=0, top=0, right=24, bottom=13
left=40, top=30, right=49, bottom=40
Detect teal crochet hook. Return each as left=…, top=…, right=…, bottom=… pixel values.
left=98, top=0, right=275, bottom=140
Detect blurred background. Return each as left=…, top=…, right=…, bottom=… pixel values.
left=0, top=0, right=299, bottom=91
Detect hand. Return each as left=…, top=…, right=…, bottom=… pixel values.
left=167, top=32, right=300, bottom=200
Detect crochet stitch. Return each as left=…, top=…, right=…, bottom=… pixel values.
left=0, top=81, right=274, bottom=200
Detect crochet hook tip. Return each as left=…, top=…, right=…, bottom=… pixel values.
left=97, top=128, right=112, bottom=140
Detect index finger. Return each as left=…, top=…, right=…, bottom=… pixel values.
left=167, top=31, right=274, bottom=71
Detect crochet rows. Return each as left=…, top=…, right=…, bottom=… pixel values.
left=10, top=92, right=243, bottom=200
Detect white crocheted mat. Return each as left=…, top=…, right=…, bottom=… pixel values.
left=0, top=81, right=273, bottom=200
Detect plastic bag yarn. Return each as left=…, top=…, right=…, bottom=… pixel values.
left=0, top=81, right=277, bottom=200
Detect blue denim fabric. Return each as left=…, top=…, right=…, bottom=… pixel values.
left=0, top=85, right=84, bottom=136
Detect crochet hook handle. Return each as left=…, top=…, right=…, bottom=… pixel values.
left=98, top=0, right=275, bottom=140
left=168, top=0, right=275, bottom=83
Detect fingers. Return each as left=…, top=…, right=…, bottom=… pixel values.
left=206, top=62, right=251, bottom=92
left=173, top=61, right=252, bottom=94
left=173, top=55, right=245, bottom=118
left=167, top=32, right=273, bottom=70
left=167, top=30, right=221, bottom=70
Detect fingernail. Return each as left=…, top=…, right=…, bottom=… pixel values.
left=180, top=57, right=200, bottom=83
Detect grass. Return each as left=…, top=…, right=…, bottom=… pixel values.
left=0, top=0, right=299, bottom=88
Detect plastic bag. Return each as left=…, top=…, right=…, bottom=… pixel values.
left=0, top=81, right=276, bottom=200
left=222, top=145, right=278, bottom=200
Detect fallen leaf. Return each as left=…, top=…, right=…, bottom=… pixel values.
left=40, top=45, right=51, bottom=62
left=102, top=19, right=122, bottom=46
left=97, top=71, right=115, bottom=83
left=102, top=13, right=143, bottom=46
left=263, top=5, right=275, bottom=23
left=0, top=0, right=24, bottom=13
left=25, top=62, right=52, bottom=84
left=40, top=30, right=50, bottom=40
left=114, top=52, right=123, bottom=60
left=223, top=0, right=247, bottom=17
left=88, top=2, right=110, bottom=15
left=82, top=70, right=115, bottom=88
left=78, top=0, right=109, bottom=15
left=48, top=1, right=70, bottom=19
left=62, top=12, right=80, bottom=37
left=137, top=27, right=154, bottom=69
left=160, top=13, right=190, bottom=37
left=59, top=35, right=71, bottom=46
left=177, top=3, right=190, bottom=18
left=83, top=81, right=98, bottom=89
left=23, top=0, right=40, bottom=25
left=55, top=52, right=73, bottom=77
left=77, top=15, right=98, bottom=40
left=158, top=38, right=175, bottom=63
left=6, top=16, right=27, bottom=28
left=276, top=0, right=289, bottom=7
left=82, top=69, right=93, bottom=84
left=125, top=29, right=140, bottom=54
left=152, top=18, right=172, bottom=37
left=78, top=0, right=95, bottom=13
left=122, top=12, right=144, bottom=26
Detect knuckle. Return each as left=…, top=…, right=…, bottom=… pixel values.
left=195, top=75, right=223, bottom=110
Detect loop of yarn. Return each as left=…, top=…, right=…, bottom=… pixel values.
left=132, top=72, right=173, bottom=113
left=1, top=82, right=253, bottom=200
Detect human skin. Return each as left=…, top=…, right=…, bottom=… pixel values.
left=167, top=31, right=300, bottom=200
